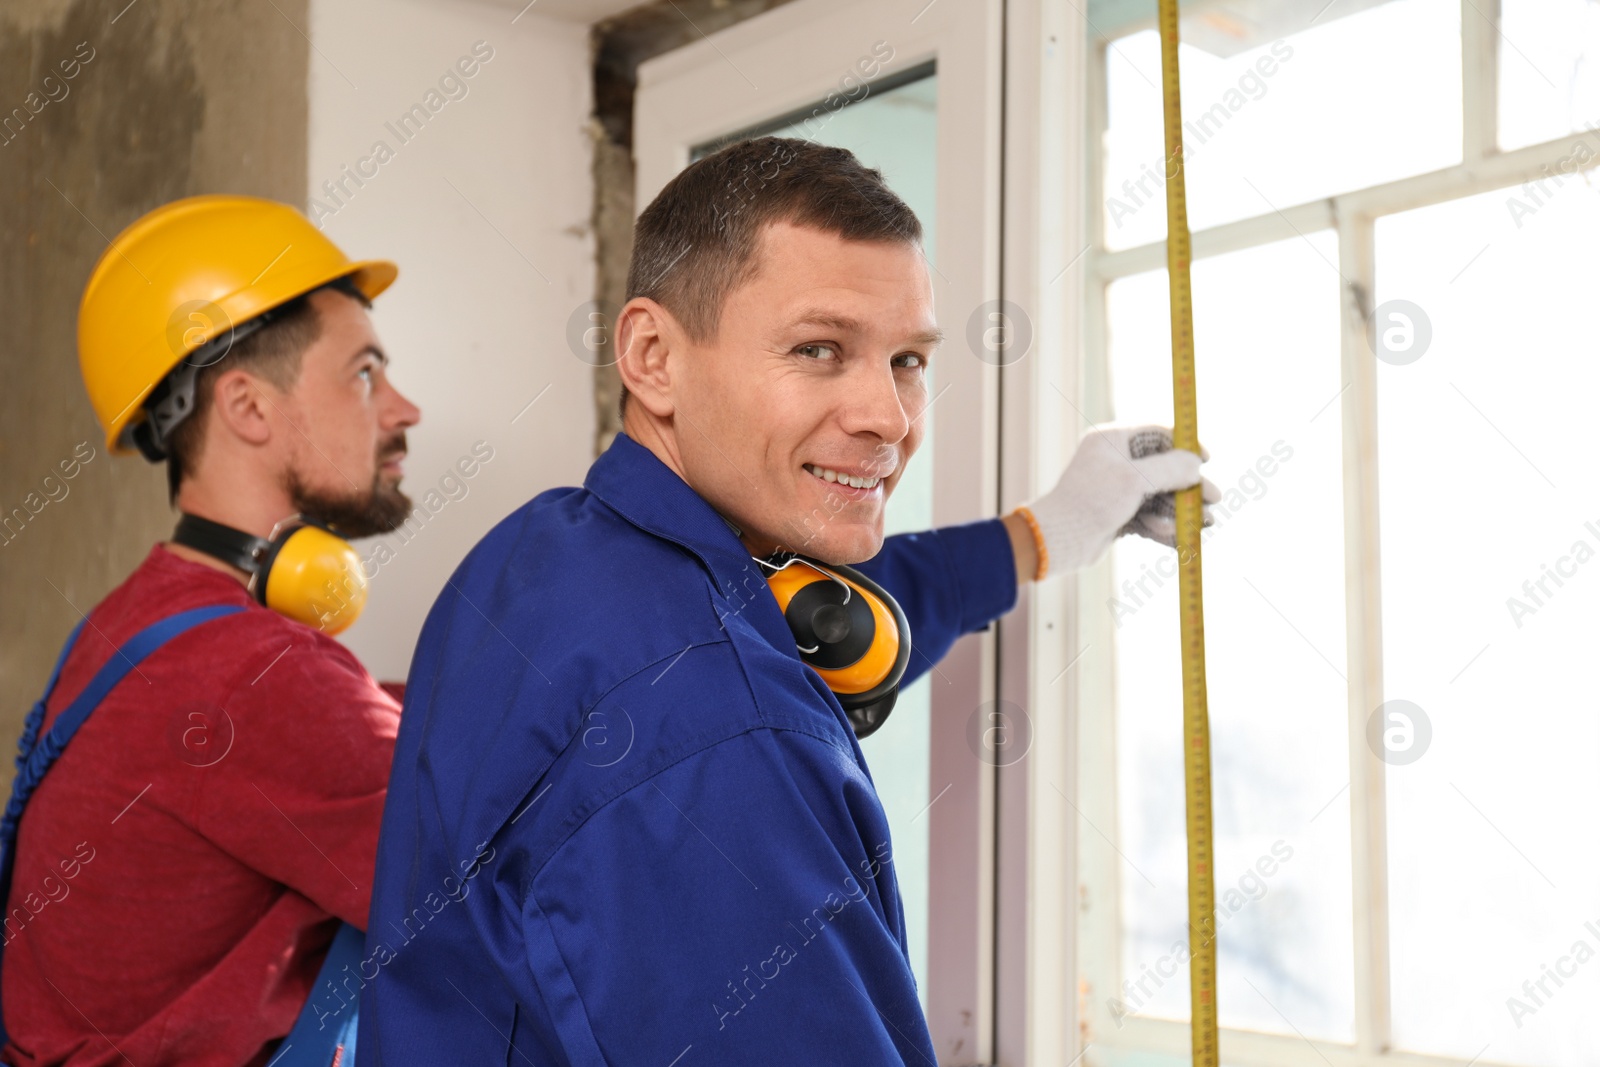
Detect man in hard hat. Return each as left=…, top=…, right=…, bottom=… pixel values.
left=0, top=196, right=418, bottom=1066
left=361, top=137, right=1215, bottom=1063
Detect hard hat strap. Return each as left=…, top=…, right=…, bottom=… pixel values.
left=129, top=314, right=272, bottom=461
left=129, top=274, right=366, bottom=462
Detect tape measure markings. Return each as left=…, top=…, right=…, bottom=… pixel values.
left=1155, top=1, right=1220, bottom=1064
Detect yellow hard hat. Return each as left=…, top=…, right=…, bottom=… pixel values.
left=78, top=194, right=398, bottom=455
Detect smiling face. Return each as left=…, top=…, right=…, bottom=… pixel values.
left=622, top=221, right=940, bottom=565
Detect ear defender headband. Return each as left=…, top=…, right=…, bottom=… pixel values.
left=172, top=513, right=368, bottom=635
left=762, top=555, right=911, bottom=739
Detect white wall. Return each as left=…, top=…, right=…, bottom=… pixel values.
left=309, top=0, right=597, bottom=681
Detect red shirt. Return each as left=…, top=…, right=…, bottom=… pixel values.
left=1, top=545, right=400, bottom=1067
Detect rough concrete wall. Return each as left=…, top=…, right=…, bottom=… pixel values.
left=587, top=0, right=798, bottom=456
left=0, top=0, right=308, bottom=790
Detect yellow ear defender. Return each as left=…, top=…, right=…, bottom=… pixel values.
left=172, top=513, right=368, bottom=635
left=762, top=555, right=910, bottom=739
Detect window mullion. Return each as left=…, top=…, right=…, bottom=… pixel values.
left=1462, top=0, right=1502, bottom=162
left=1086, top=39, right=1112, bottom=425
left=1334, top=200, right=1391, bottom=1058
left=1077, top=38, right=1127, bottom=1049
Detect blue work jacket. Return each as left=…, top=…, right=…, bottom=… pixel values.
left=357, top=432, right=1017, bottom=1065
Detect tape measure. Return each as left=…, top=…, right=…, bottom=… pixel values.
left=1155, top=1, right=1219, bottom=1063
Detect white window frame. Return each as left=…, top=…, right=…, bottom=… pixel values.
left=632, top=3, right=1088, bottom=1064
left=1076, top=1, right=1593, bottom=1065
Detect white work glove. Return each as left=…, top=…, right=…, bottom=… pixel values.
left=1019, top=424, right=1220, bottom=577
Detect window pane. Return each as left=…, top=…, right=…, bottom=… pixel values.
left=1106, top=234, right=1354, bottom=1040
left=1103, top=0, right=1461, bottom=250
left=753, top=72, right=942, bottom=1010
left=757, top=74, right=939, bottom=258
left=1499, top=0, right=1600, bottom=151
left=1376, top=186, right=1600, bottom=1065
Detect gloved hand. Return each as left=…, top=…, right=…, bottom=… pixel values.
left=1018, top=424, right=1220, bottom=577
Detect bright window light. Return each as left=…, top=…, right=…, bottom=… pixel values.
left=1103, top=0, right=1462, bottom=250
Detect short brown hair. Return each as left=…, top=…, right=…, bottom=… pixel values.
left=163, top=279, right=370, bottom=503
left=622, top=137, right=923, bottom=406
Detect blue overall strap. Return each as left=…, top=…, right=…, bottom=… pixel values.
left=9, top=616, right=90, bottom=789
left=0, top=603, right=246, bottom=1046
left=0, top=604, right=247, bottom=853
left=269, top=921, right=364, bottom=1067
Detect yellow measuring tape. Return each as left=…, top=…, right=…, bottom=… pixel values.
left=1155, top=0, right=1219, bottom=1063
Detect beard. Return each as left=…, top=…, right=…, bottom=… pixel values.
left=284, top=432, right=414, bottom=539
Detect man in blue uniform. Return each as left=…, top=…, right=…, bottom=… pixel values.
left=358, top=137, right=1214, bottom=1064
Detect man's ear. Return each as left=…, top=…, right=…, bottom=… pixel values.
left=207, top=368, right=276, bottom=447
left=615, top=297, right=678, bottom=418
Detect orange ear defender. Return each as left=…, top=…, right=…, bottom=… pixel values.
left=762, top=555, right=910, bottom=739
left=172, top=513, right=368, bottom=635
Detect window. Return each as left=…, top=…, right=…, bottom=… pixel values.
left=1079, top=2, right=1600, bottom=1065
left=1103, top=236, right=1354, bottom=1042
left=1498, top=0, right=1600, bottom=151
left=634, top=4, right=1007, bottom=1054
left=1101, top=0, right=1462, bottom=250
left=696, top=71, right=944, bottom=1007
